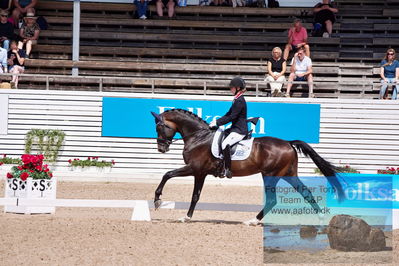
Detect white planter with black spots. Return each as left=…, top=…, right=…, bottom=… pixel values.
left=4, top=177, right=57, bottom=214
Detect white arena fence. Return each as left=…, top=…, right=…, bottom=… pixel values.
left=0, top=197, right=263, bottom=221
left=0, top=89, right=399, bottom=182
left=1, top=197, right=397, bottom=228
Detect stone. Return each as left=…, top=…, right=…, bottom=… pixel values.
left=327, top=214, right=386, bottom=251
left=270, top=228, right=280, bottom=233
left=318, top=226, right=328, bottom=234
left=299, top=225, right=318, bottom=239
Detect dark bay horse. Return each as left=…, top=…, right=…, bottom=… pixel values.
left=152, top=109, right=345, bottom=224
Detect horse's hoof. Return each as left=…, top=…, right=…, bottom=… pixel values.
left=243, top=218, right=261, bottom=226
left=154, top=199, right=162, bottom=210
left=178, top=216, right=191, bottom=223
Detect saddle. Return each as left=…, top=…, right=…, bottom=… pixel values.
left=211, top=117, right=259, bottom=161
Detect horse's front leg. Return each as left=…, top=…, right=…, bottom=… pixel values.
left=179, top=174, right=206, bottom=222
left=154, top=165, right=193, bottom=209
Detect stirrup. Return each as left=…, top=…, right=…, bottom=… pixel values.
left=224, top=168, right=232, bottom=179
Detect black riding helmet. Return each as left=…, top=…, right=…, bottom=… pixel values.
left=229, top=77, right=246, bottom=94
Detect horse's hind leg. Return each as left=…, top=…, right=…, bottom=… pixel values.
left=244, top=176, right=279, bottom=226
left=154, top=165, right=193, bottom=209
left=282, top=176, right=322, bottom=214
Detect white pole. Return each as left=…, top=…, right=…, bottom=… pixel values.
left=72, top=0, right=80, bottom=76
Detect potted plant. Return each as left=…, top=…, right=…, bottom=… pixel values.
left=314, top=164, right=360, bottom=175
left=0, top=154, right=22, bottom=173
left=377, top=167, right=399, bottom=175
left=4, top=154, right=56, bottom=214
left=68, top=157, right=115, bottom=173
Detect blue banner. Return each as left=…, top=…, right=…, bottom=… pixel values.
left=102, top=98, right=320, bottom=143
left=327, top=173, right=395, bottom=209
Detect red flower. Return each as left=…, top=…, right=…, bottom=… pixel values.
left=88, top=157, right=91, bottom=160
left=68, top=159, right=72, bottom=164
left=44, top=168, right=49, bottom=172
left=17, top=166, right=23, bottom=170
left=48, top=172, right=53, bottom=178
left=20, top=172, right=29, bottom=181
left=0, top=162, right=3, bottom=166
left=3, top=154, right=6, bottom=158
left=35, top=165, right=42, bottom=171
left=29, top=170, right=34, bottom=173
left=6, top=172, right=13, bottom=179
left=112, top=160, right=115, bottom=165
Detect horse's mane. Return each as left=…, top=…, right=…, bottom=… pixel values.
left=163, top=108, right=209, bottom=127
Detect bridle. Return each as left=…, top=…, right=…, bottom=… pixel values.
left=156, top=121, right=174, bottom=146
left=156, top=121, right=210, bottom=145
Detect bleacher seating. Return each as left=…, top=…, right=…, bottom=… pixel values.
left=13, top=0, right=398, bottom=99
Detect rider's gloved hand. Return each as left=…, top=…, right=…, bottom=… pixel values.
left=209, top=120, right=218, bottom=130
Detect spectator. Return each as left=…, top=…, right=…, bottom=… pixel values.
left=283, top=19, right=310, bottom=60
left=285, top=46, right=314, bottom=98
left=8, top=40, right=26, bottom=89
left=0, top=46, right=7, bottom=73
left=11, top=0, right=37, bottom=28
left=313, top=0, right=338, bottom=38
left=380, top=48, right=399, bottom=100
left=156, top=0, right=176, bottom=18
left=0, top=0, right=11, bottom=11
left=134, top=0, right=149, bottom=20
left=231, top=0, right=245, bottom=7
left=0, top=9, right=13, bottom=50
left=209, top=0, right=224, bottom=6
left=265, top=47, right=286, bottom=97
left=18, top=11, right=39, bottom=57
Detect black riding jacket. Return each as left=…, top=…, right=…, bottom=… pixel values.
left=216, top=94, right=248, bottom=135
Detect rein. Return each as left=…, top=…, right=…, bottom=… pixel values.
left=157, top=127, right=210, bottom=145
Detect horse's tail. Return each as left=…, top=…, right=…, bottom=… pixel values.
left=289, top=140, right=345, bottom=202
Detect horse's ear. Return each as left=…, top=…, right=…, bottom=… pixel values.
left=151, top=111, right=161, bottom=123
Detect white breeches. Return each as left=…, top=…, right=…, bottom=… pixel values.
left=265, top=74, right=285, bottom=91
left=222, top=132, right=245, bottom=150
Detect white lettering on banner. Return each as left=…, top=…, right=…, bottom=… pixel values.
left=344, top=183, right=393, bottom=202
left=251, top=117, right=265, bottom=134
left=0, top=94, right=8, bottom=135
left=393, top=189, right=399, bottom=202
left=157, top=106, right=175, bottom=113
left=187, top=107, right=202, bottom=118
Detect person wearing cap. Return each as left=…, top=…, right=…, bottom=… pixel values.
left=12, top=0, right=37, bottom=28
left=0, top=9, right=13, bottom=50
left=209, top=77, right=248, bottom=178
left=18, top=11, right=39, bottom=57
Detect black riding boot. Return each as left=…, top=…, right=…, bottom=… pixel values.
left=223, top=145, right=232, bottom=178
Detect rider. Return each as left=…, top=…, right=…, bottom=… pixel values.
left=209, top=77, right=248, bottom=178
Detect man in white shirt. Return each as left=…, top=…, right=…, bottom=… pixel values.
left=286, top=46, right=314, bottom=98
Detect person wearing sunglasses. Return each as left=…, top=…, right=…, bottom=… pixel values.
left=380, top=48, right=399, bottom=100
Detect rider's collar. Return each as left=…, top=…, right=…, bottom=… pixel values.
left=234, top=91, right=244, bottom=99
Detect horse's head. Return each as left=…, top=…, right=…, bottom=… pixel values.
left=151, top=111, right=177, bottom=153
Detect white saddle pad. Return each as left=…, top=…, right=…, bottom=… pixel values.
left=211, top=128, right=254, bottom=161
